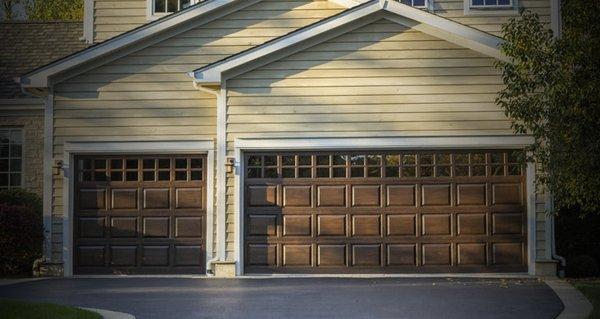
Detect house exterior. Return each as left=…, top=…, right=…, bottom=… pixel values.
left=2, top=0, right=563, bottom=277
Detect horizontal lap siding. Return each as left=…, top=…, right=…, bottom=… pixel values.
left=433, top=0, right=551, bottom=36
left=51, top=0, right=344, bottom=262
left=94, top=0, right=147, bottom=42
left=224, top=19, right=521, bottom=258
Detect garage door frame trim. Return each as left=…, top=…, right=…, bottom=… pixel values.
left=233, top=136, right=536, bottom=276
left=62, top=140, right=215, bottom=276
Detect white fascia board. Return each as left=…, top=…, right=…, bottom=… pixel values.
left=383, top=0, right=505, bottom=60
left=20, top=0, right=240, bottom=89
left=193, top=0, right=505, bottom=83
left=234, top=136, right=534, bottom=151
left=192, top=0, right=382, bottom=83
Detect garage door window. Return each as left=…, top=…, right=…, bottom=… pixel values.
left=246, top=151, right=523, bottom=179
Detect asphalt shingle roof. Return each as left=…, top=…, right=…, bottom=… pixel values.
left=0, top=21, right=88, bottom=99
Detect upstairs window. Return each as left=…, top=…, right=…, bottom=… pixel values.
left=400, top=0, right=428, bottom=8
left=470, top=0, right=512, bottom=8
left=0, top=128, right=23, bottom=189
left=152, top=0, right=195, bottom=15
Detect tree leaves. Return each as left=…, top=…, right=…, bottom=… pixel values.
left=26, top=0, right=83, bottom=21
left=497, top=1, right=600, bottom=216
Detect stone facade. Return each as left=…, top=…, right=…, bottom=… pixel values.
left=0, top=104, right=45, bottom=197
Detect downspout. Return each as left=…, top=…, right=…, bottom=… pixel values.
left=546, top=194, right=566, bottom=278
left=193, top=81, right=226, bottom=274
left=547, top=0, right=566, bottom=278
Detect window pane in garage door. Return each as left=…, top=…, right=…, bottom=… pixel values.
left=74, top=155, right=206, bottom=274
left=244, top=150, right=527, bottom=274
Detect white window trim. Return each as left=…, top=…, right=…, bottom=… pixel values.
left=464, top=0, right=519, bottom=16
left=147, top=0, right=202, bottom=20
left=233, top=136, right=537, bottom=276
left=61, top=139, right=215, bottom=277
left=400, top=0, right=433, bottom=11
left=0, top=127, right=24, bottom=190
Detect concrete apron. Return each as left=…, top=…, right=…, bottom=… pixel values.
left=545, top=279, right=593, bottom=319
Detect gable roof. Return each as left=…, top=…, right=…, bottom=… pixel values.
left=0, top=21, right=88, bottom=99
left=192, top=0, right=506, bottom=85
left=18, top=0, right=263, bottom=92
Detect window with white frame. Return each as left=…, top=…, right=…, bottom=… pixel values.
left=0, top=128, right=23, bottom=189
left=471, top=0, right=512, bottom=8
left=153, top=0, right=196, bottom=15
left=400, top=0, right=428, bottom=8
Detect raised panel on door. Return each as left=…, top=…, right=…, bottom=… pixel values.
left=244, top=150, right=526, bottom=274
left=74, top=155, right=206, bottom=275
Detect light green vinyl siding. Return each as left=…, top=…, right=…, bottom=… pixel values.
left=94, top=0, right=147, bottom=42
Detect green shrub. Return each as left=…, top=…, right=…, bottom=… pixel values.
left=567, top=255, right=600, bottom=278
left=0, top=190, right=44, bottom=276
left=0, top=189, right=43, bottom=215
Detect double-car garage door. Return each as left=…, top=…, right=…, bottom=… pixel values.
left=244, top=150, right=527, bottom=274
left=73, top=155, right=206, bottom=274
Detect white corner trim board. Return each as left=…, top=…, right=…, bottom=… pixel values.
left=61, top=140, right=215, bottom=277
left=233, top=135, right=536, bottom=276
left=192, top=0, right=505, bottom=85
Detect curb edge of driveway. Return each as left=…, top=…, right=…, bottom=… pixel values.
left=0, top=278, right=46, bottom=287
left=81, top=307, right=136, bottom=319
left=544, top=279, right=593, bottom=319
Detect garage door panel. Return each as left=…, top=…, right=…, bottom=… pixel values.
left=175, top=188, right=204, bottom=209
left=283, top=215, right=312, bottom=236
left=247, top=214, right=278, bottom=236
left=317, top=245, right=346, bottom=266
left=79, top=189, right=107, bottom=210
left=111, top=189, right=138, bottom=210
left=386, top=215, right=416, bottom=236
left=142, top=246, right=170, bottom=266
left=421, top=184, right=451, bottom=206
left=78, top=217, right=106, bottom=238
left=317, top=186, right=346, bottom=207
left=352, top=245, right=381, bottom=266
left=143, top=217, right=170, bottom=238
left=110, top=217, right=137, bottom=238
left=457, top=213, right=487, bottom=235
left=74, top=155, right=206, bottom=275
left=143, top=188, right=170, bottom=209
left=283, top=186, right=312, bottom=207
left=317, top=215, right=346, bottom=236
left=386, top=185, right=416, bottom=207
left=244, top=151, right=527, bottom=274
left=352, top=185, right=380, bottom=207
left=456, top=184, right=487, bottom=206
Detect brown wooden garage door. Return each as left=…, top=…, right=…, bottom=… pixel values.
left=74, top=155, right=206, bottom=274
left=244, top=150, right=527, bottom=274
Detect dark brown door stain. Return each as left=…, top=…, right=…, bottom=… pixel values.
left=244, top=151, right=527, bottom=274
left=74, top=155, right=206, bottom=275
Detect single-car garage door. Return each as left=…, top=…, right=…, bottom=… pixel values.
left=244, top=150, right=527, bottom=273
left=74, top=155, right=206, bottom=274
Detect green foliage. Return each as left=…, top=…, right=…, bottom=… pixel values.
left=0, top=299, right=102, bottom=319
left=1, top=0, right=20, bottom=20
left=0, top=188, right=43, bottom=215
left=496, top=1, right=600, bottom=216
left=0, top=203, right=44, bottom=275
left=572, top=281, right=600, bottom=319
left=26, top=0, right=83, bottom=21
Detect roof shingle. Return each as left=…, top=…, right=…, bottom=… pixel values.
left=0, top=21, right=88, bottom=99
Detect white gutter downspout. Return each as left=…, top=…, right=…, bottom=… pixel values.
left=546, top=195, right=566, bottom=278
left=546, top=0, right=565, bottom=278
left=193, top=81, right=227, bottom=274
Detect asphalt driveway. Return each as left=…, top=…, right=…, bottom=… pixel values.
left=0, top=277, right=563, bottom=319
